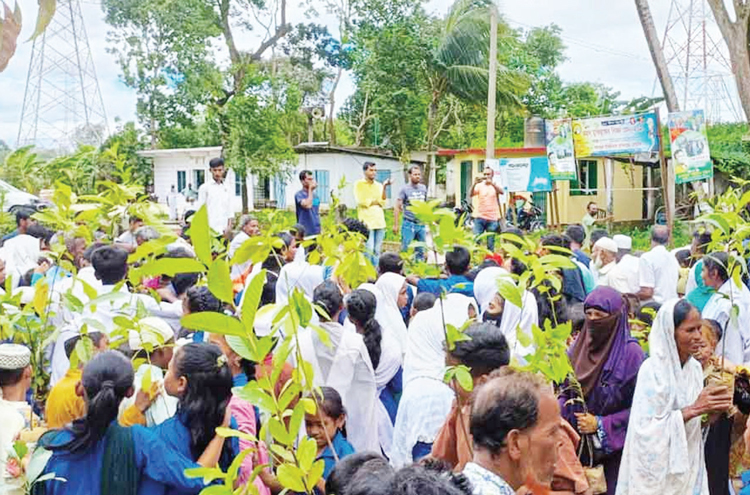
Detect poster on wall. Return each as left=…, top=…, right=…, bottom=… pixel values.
left=544, top=118, right=577, bottom=180
left=494, top=158, right=552, bottom=193
left=668, top=109, right=713, bottom=184
left=572, top=112, right=659, bottom=157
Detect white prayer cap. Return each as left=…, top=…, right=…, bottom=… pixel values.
left=594, top=237, right=618, bottom=254
left=129, top=317, right=175, bottom=351
left=0, top=343, right=31, bottom=370
left=613, top=234, right=632, bottom=250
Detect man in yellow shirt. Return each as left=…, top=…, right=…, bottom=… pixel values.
left=354, top=162, right=389, bottom=264
left=45, top=332, right=108, bottom=428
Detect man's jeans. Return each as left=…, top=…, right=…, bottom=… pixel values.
left=401, top=219, right=427, bottom=261
left=473, top=217, right=499, bottom=251
left=367, top=228, right=385, bottom=266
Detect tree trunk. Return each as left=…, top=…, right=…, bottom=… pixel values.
left=425, top=92, right=439, bottom=190
left=707, top=0, right=750, bottom=121
left=328, top=67, right=342, bottom=145
left=241, top=173, right=249, bottom=213
left=634, top=0, right=680, bottom=112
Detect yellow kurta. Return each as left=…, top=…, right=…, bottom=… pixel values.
left=354, top=179, right=386, bottom=230
left=45, top=368, right=85, bottom=429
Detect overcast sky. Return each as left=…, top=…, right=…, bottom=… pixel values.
left=0, top=0, right=725, bottom=147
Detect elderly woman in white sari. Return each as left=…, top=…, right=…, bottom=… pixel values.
left=473, top=266, right=538, bottom=361
left=390, top=293, right=477, bottom=468
left=616, top=299, right=733, bottom=495
left=345, top=287, right=402, bottom=458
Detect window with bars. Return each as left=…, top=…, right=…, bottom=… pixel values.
left=376, top=170, right=392, bottom=199
left=235, top=173, right=242, bottom=196
left=314, top=170, right=330, bottom=204
left=570, top=160, right=597, bottom=196
left=177, top=171, right=186, bottom=192
left=193, top=169, right=205, bottom=188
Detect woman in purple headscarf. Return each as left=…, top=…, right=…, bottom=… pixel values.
left=558, top=286, right=645, bottom=495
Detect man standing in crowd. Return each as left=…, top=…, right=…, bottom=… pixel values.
left=394, top=165, right=427, bottom=260
left=462, top=369, right=561, bottom=495
left=592, top=237, right=618, bottom=288
left=471, top=166, right=503, bottom=252
left=295, top=170, right=321, bottom=237
left=198, top=157, right=233, bottom=238
left=181, top=183, right=198, bottom=205
left=354, top=162, right=389, bottom=264
left=608, top=234, right=640, bottom=295
left=637, top=225, right=679, bottom=303
left=166, top=185, right=180, bottom=221
left=582, top=202, right=611, bottom=249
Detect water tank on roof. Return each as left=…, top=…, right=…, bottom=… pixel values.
left=524, top=116, right=545, bottom=148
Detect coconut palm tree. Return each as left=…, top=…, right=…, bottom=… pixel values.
left=423, top=0, right=527, bottom=181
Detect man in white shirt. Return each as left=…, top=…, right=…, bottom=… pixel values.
left=166, top=185, right=181, bottom=221
left=229, top=215, right=261, bottom=278
left=608, top=234, right=641, bottom=295
left=701, top=252, right=750, bottom=364
left=198, top=157, right=234, bottom=238
left=592, top=237, right=618, bottom=288
left=115, top=216, right=144, bottom=252
left=637, top=225, right=679, bottom=303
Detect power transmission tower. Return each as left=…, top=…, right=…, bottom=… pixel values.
left=16, top=0, right=108, bottom=151
left=658, top=0, right=744, bottom=122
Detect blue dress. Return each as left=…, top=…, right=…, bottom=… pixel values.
left=318, top=431, right=355, bottom=480
left=37, top=424, right=209, bottom=495
left=142, top=414, right=239, bottom=495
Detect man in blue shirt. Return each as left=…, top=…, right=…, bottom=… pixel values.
left=406, top=246, right=474, bottom=297
left=394, top=165, right=428, bottom=260
left=295, top=170, right=321, bottom=236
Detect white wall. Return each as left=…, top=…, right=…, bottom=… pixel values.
left=284, top=152, right=410, bottom=210
left=151, top=151, right=257, bottom=214
left=151, top=149, right=421, bottom=213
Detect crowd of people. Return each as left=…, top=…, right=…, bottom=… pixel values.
left=2, top=158, right=750, bottom=495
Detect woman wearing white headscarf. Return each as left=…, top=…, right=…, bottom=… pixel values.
left=346, top=286, right=403, bottom=458
left=374, top=272, right=409, bottom=352
left=390, top=293, right=478, bottom=468
left=473, top=266, right=538, bottom=360
left=616, top=299, right=733, bottom=495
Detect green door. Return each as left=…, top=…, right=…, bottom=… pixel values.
left=460, top=161, right=472, bottom=203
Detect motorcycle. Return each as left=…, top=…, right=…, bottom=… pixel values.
left=506, top=203, right=545, bottom=232
left=453, top=199, right=474, bottom=229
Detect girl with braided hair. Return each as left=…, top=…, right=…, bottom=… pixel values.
left=33, top=351, right=229, bottom=495
left=144, top=343, right=238, bottom=495
left=346, top=287, right=403, bottom=458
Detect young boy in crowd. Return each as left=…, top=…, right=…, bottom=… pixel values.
left=45, top=332, right=108, bottom=428
left=0, top=343, right=36, bottom=491
left=406, top=246, right=474, bottom=297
